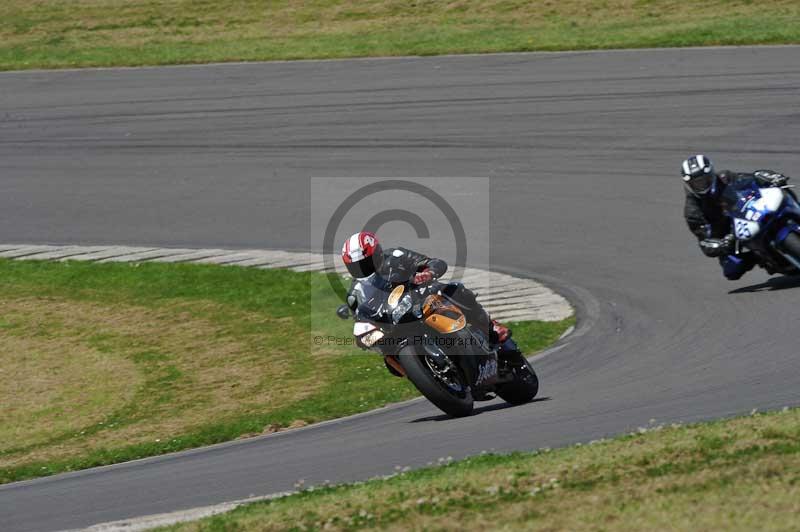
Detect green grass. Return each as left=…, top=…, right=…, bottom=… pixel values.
left=162, top=407, right=800, bottom=532
left=0, top=258, right=571, bottom=484
left=0, top=1, right=799, bottom=71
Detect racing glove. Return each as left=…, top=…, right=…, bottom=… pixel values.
left=699, top=234, right=735, bottom=258
left=413, top=269, right=435, bottom=285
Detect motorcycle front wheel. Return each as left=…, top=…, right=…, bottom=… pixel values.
left=398, top=344, right=474, bottom=417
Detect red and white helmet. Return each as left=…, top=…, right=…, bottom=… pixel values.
left=341, top=231, right=383, bottom=278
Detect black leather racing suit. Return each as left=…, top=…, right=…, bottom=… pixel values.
left=345, top=247, right=492, bottom=335
left=684, top=170, right=790, bottom=279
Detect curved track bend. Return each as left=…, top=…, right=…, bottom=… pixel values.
left=1, top=46, right=800, bottom=531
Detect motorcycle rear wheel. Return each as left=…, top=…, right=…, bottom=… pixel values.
left=495, top=352, right=539, bottom=405
left=398, top=345, right=474, bottom=417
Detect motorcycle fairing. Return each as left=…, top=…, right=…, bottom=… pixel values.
left=422, top=294, right=467, bottom=333
left=732, top=218, right=760, bottom=241
left=353, top=321, right=384, bottom=348
left=352, top=276, right=497, bottom=392
left=776, top=223, right=800, bottom=245
left=755, top=187, right=785, bottom=213
left=721, top=178, right=800, bottom=274
left=352, top=275, right=394, bottom=323
left=731, top=187, right=784, bottom=241
left=773, top=194, right=800, bottom=245
left=475, top=357, right=498, bottom=386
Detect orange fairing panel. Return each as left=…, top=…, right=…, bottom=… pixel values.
left=423, top=294, right=466, bottom=333
left=425, top=313, right=466, bottom=333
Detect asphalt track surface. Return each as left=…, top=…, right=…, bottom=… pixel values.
left=2, top=46, right=800, bottom=531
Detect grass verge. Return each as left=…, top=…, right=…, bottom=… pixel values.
left=0, top=258, right=571, bottom=484
left=163, top=407, right=800, bottom=531
left=1, top=1, right=799, bottom=71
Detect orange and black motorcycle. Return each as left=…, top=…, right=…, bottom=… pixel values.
left=339, top=274, right=538, bottom=417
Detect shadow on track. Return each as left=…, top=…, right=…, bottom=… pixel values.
left=409, top=397, right=551, bottom=423
left=729, top=275, right=800, bottom=294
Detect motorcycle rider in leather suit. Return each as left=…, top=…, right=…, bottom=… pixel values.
left=682, top=154, right=790, bottom=280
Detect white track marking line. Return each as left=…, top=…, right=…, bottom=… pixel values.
left=15, top=246, right=110, bottom=261
left=58, top=246, right=158, bottom=262
left=262, top=253, right=328, bottom=268
left=150, top=249, right=238, bottom=263
left=495, top=309, right=571, bottom=322
left=192, top=252, right=266, bottom=265
left=476, top=289, right=551, bottom=304
left=290, top=261, right=335, bottom=272
left=483, top=295, right=570, bottom=311
left=231, top=257, right=286, bottom=267
left=0, top=245, right=61, bottom=258
left=96, top=249, right=195, bottom=263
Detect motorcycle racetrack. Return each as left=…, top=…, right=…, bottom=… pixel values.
left=2, top=46, right=800, bottom=531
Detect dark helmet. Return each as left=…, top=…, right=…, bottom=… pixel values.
left=341, top=231, right=384, bottom=279
left=681, top=154, right=716, bottom=196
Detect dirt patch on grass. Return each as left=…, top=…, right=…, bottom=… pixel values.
left=0, top=327, right=139, bottom=453
left=0, top=295, right=318, bottom=468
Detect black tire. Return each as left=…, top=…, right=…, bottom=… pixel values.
left=398, top=345, right=474, bottom=417
left=495, top=352, right=539, bottom=405
left=781, top=232, right=800, bottom=265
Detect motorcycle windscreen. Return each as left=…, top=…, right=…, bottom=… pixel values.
left=352, top=275, right=393, bottom=323
left=721, top=179, right=761, bottom=213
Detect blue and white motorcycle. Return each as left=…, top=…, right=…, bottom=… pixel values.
left=721, top=177, right=800, bottom=274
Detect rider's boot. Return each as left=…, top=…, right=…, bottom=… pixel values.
left=491, top=320, right=524, bottom=366
left=498, top=337, right=522, bottom=359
